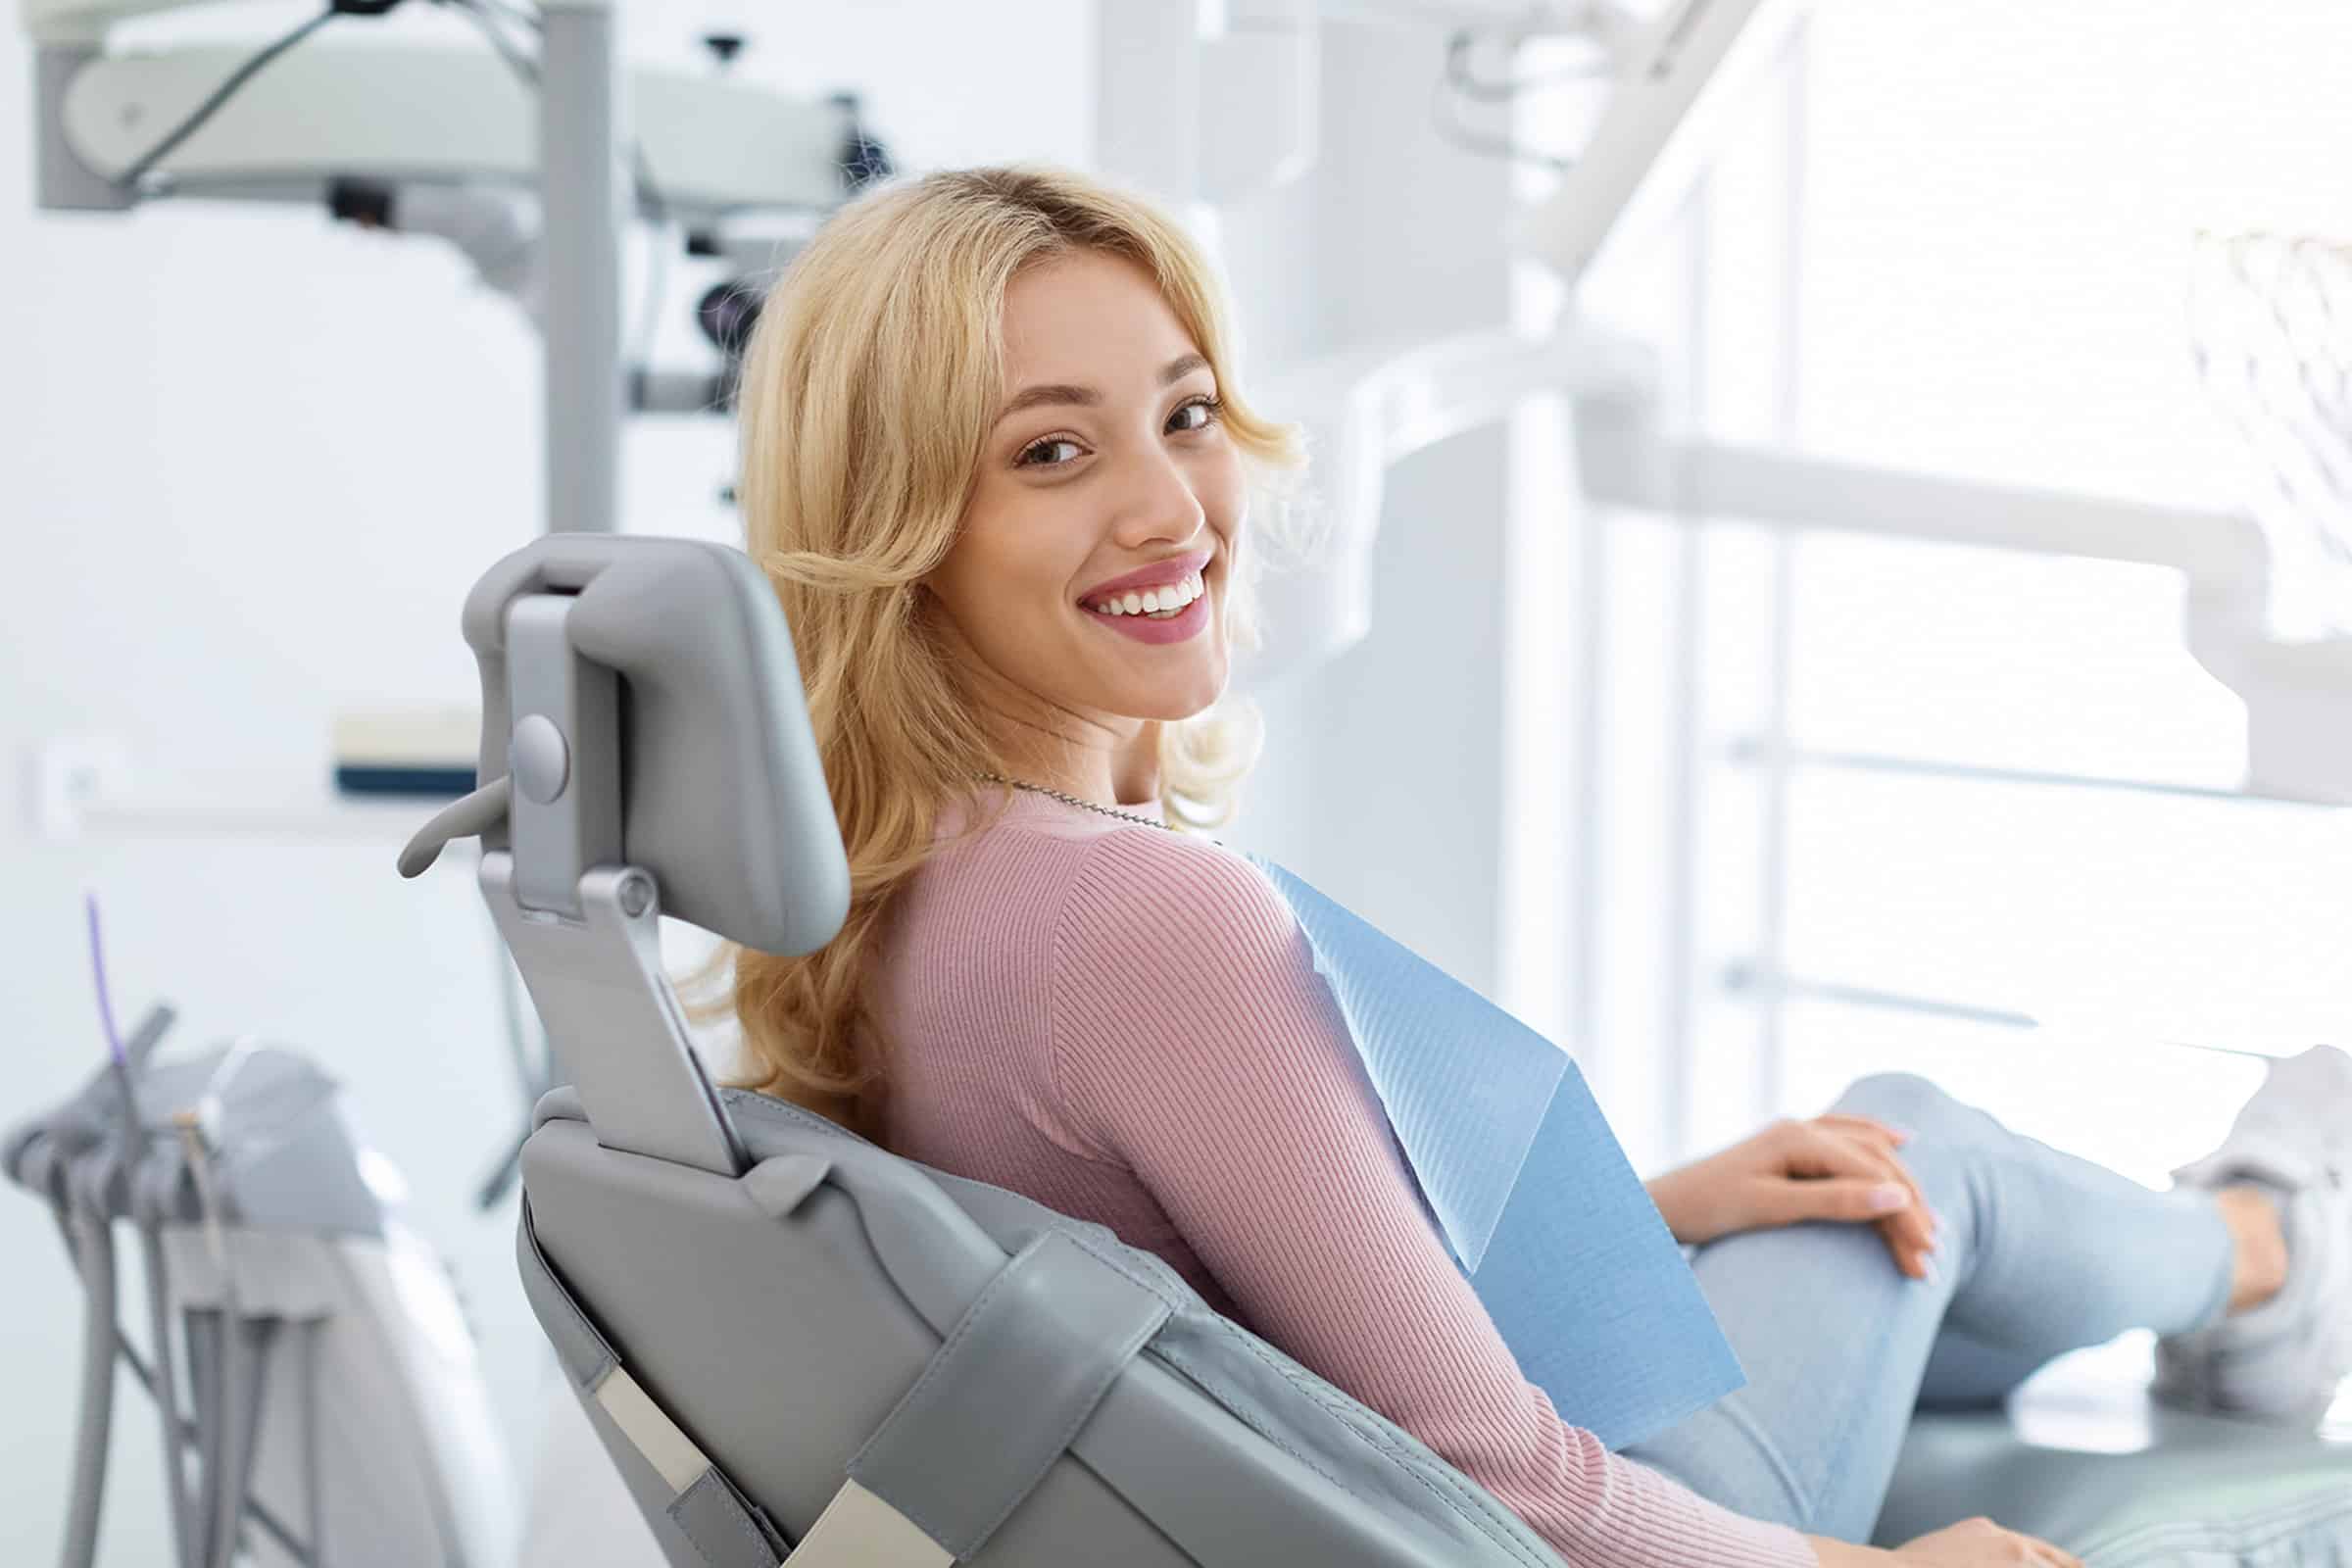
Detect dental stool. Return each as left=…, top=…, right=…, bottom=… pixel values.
left=408, top=534, right=2352, bottom=1567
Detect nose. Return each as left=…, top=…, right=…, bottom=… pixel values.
left=1108, top=438, right=1207, bottom=550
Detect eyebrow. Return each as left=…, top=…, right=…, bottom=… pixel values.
left=995, top=352, right=1212, bottom=425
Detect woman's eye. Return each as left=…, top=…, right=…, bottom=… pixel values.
left=1170, top=396, right=1223, bottom=433
left=1017, top=399, right=1220, bottom=468
left=1016, top=437, right=1085, bottom=468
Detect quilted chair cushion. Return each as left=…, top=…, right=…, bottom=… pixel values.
left=1874, top=1340, right=2352, bottom=1566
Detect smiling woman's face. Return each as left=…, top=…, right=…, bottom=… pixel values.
left=921, top=248, right=1245, bottom=792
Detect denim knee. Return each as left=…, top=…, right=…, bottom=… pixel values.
left=1832, top=1071, right=1972, bottom=1139
left=1831, top=1072, right=1984, bottom=1228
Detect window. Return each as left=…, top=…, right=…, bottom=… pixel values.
left=1514, top=0, right=2352, bottom=1191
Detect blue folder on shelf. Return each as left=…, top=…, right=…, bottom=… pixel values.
left=1244, top=851, right=1744, bottom=1452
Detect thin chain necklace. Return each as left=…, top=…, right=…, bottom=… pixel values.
left=972, top=772, right=1177, bottom=833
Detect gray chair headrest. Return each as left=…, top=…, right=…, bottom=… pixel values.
left=460, top=534, right=850, bottom=957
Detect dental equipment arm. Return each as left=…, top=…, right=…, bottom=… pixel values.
left=20, top=0, right=872, bottom=530
left=1515, top=0, right=1792, bottom=286
left=21, top=3, right=848, bottom=216
left=1248, top=318, right=2349, bottom=802
left=1570, top=393, right=2352, bottom=805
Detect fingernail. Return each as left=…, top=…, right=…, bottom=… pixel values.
left=1869, top=1184, right=1910, bottom=1211
left=1887, top=1122, right=1916, bottom=1142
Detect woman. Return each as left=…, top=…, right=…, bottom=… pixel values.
left=699, top=165, right=2350, bottom=1567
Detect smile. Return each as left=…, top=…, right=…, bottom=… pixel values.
left=1083, top=573, right=1210, bottom=645
left=1084, top=568, right=1205, bottom=619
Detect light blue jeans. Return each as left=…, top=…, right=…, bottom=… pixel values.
left=1619, top=1071, right=2239, bottom=1544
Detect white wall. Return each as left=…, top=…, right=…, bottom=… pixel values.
left=0, top=3, right=1095, bottom=1559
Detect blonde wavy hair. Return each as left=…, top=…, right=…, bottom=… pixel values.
left=684, top=165, right=1311, bottom=1145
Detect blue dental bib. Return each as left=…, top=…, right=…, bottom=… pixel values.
left=1243, top=852, right=1744, bottom=1451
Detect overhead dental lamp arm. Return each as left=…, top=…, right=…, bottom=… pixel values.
left=1514, top=0, right=1797, bottom=284
left=1571, top=390, right=2349, bottom=806
left=18, top=0, right=864, bottom=533
left=25, top=39, right=848, bottom=213
left=1245, top=313, right=2339, bottom=803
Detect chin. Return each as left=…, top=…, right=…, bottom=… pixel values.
left=1127, top=665, right=1226, bottom=723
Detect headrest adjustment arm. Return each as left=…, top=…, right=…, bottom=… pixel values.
left=482, top=855, right=746, bottom=1178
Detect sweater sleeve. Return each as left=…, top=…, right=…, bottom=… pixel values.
left=1048, top=831, right=1817, bottom=1568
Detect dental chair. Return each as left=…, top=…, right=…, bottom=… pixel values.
left=406, top=533, right=2352, bottom=1568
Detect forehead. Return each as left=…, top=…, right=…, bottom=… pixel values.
left=1000, top=250, right=1201, bottom=385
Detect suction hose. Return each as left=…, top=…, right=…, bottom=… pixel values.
left=59, top=1159, right=122, bottom=1568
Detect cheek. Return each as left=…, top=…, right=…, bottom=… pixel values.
left=1198, top=448, right=1248, bottom=532
left=951, top=489, right=1082, bottom=615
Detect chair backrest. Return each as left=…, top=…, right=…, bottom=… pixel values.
left=433, top=535, right=1572, bottom=1567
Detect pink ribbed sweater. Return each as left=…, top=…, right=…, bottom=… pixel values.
left=873, top=786, right=1816, bottom=1568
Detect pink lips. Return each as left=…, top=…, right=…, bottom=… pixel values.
left=1078, top=548, right=1212, bottom=609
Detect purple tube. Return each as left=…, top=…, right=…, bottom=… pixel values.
left=85, top=891, right=127, bottom=1071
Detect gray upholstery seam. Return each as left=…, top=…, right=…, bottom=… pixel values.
left=1053, top=1224, right=1189, bottom=1310
left=1153, top=1314, right=1549, bottom=1568
left=845, top=1279, right=1018, bottom=1547
left=1168, top=1330, right=1549, bottom=1568
left=1310, top=1402, right=1551, bottom=1568
left=1147, top=1335, right=1353, bottom=1494
left=1196, top=1321, right=1481, bottom=1512
left=861, top=1475, right=953, bottom=1548
left=670, top=1470, right=767, bottom=1563
left=854, top=1230, right=1167, bottom=1557
left=858, top=1227, right=1041, bottom=1453
left=969, top=1257, right=1171, bottom=1551
left=518, top=1196, right=619, bottom=1382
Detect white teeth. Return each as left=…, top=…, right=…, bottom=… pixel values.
left=1090, top=570, right=1202, bottom=617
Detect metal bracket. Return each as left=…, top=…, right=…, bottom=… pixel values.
left=479, top=858, right=743, bottom=1178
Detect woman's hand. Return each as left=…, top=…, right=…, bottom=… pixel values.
left=1889, top=1517, right=2083, bottom=1567
left=1802, top=1519, right=2084, bottom=1568
left=1644, top=1114, right=1940, bottom=1280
